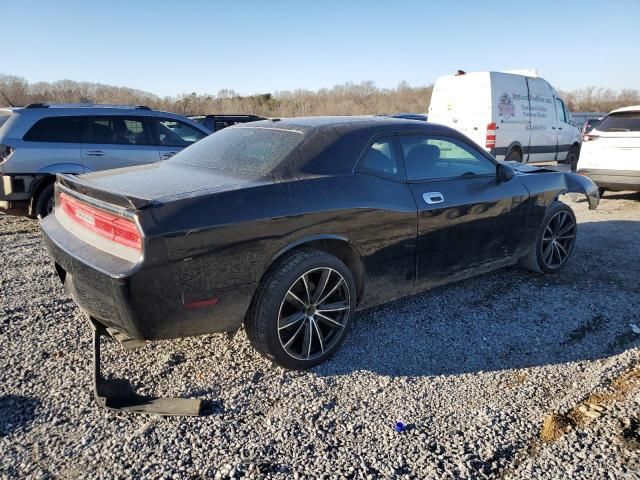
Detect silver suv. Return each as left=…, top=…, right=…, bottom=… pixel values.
left=0, top=104, right=211, bottom=218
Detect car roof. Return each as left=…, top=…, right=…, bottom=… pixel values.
left=247, top=115, right=443, bottom=132
left=609, top=105, right=640, bottom=114
left=225, top=116, right=473, bottom=177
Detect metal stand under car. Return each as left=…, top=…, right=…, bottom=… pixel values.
left=91, top=319, right=202, bottom=416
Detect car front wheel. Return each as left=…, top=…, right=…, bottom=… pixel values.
left=520, top=201, right=577, bottom=274
left=246, top=248, right=356, bottom=369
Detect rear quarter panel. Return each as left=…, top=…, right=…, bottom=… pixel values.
left=154, top=174, right=418, bottom=310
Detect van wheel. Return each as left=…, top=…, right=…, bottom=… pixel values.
left=565, top=146, right=579, bottom=172
left=506, top=149, right=522, bottom=162
left=35, top=184, right=55, bottom=219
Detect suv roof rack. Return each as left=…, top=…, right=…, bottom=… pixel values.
left=24, top=103, right=151, bottom=110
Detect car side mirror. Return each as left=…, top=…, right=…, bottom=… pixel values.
left=497, top=163, right=516, bottom=183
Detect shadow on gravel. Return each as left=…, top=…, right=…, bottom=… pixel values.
left=600, top=191, right=640, bottom=201
left=0, top=395, right=40, bottom=437
left=317, top=220, right=640, bottom=378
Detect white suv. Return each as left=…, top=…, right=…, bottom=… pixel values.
left=577, top=105, right=640, bottom=196
left=0, top=104, right=211, bottom=218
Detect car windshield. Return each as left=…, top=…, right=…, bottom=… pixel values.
left=170, top=126, right=305, bottom=175
left=596, top=112, right=640, bottom=132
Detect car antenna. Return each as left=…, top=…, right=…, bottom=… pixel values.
left=0, top=89, right=16, bottom=107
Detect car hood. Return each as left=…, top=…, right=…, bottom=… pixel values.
left=77, top=162, right=265, bottom=204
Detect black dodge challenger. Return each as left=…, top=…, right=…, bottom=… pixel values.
left=41, top=117, right=598, bottom=372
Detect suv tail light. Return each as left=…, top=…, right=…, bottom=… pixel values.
left=59, top=192, right=141, bottom=250
left=583, top=134, right=598, bottom=142
left=486, top=123, right=497, bottom=149
left=0, top=144, right=14, bottom=164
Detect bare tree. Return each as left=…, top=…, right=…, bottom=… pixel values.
left=2, top=73, right=636, bottom=117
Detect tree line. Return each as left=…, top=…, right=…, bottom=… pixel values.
left=1, top=73, right=637, bottom=117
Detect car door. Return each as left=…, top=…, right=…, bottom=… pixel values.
left=81, top=116, right=160, bottom=172
left=151, top=117, right=209, bottom=160
left=399, top=134, right=530, bottom=288
left=554, top=97, right=574, bottom=161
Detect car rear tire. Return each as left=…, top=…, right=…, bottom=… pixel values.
left=519, top=201, right=577, bottom=274
left=35, top=183, right=55, bottom=219
left=506, top=148, right=523, bottom=162
left=246, top=248, right=356, bottom=369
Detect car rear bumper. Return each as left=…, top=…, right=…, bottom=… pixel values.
left=40, top=211, right=255, bottom=341
left=577, top=168, right=640, bottom=191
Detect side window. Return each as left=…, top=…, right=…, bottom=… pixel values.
left=23, top=116, right=86, bottom=143
left=86, top=117, right=149, bottom=145
left=555, top=98, right=566, bottom=124
left=357, top=137, right=400, bottom=179
left=154, top=118, right=207, bottom=147
left=401, top=135, right=496, bottom=181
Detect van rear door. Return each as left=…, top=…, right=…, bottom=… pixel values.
left=428, top=74, right=489, bottom=148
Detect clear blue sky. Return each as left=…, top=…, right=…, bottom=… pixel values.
left=3, top=0, right=639, bottom=97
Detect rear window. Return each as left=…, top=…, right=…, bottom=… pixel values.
left=24, top=116, right=86, bottom=143
left=596, top=112, right=640, bottom=132
left=170, top=126, right=304, bottom=175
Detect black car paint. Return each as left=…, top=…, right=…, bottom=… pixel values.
left=40, top=117, right=598, bottom=342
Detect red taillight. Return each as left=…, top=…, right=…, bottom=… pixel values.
left=59, top=192, right=141, bottom=250
left=486, top=123, right=497, bottom=149
left=583, top=134, right=598, bottom=142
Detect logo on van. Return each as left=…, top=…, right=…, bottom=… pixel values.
left=498, top=93, right=515, bottom=119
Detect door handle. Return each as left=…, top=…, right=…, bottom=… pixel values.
left=423, top=192, right=445, bottom=205
left=558, top=127, right=563, bottom=130
left=86, top=150, right=107, bottom=156
left=551, top=126, right=556, bottom=130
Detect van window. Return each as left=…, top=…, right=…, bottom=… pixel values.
left=24, top=116, right=86, bottom=143
left=595, top=112, right=640, bottom=132
left=401, top=135, right=495, bottom=181
left=555, top=98, right=567, bottom=123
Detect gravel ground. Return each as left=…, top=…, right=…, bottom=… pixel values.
left=1, top=192, right=639, bottom=479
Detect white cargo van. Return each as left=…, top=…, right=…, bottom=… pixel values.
left=428, top=71, right=582, bottom=166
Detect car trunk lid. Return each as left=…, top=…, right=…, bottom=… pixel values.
left=60, top=161, right=259, bottom=207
